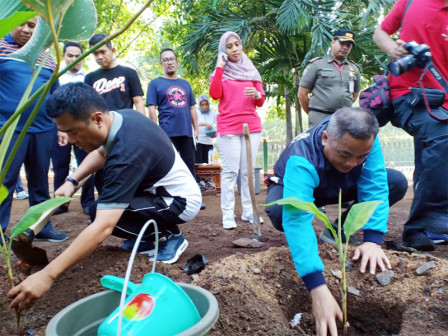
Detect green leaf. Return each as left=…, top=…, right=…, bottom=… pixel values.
left=10, top=197, right=72, bottom=238
left=0, top=0, right=37, bottom=38
left=21, top=0, right=75, bottom=23
left=59, top=0, right=97, bottom=41
left=10, top=0, right=97, bottom=67
left=265, top=196, right=333, bottom=230
left=0, top=184, right=8, bottom=205
left=343, top=201, right=383, bottom=239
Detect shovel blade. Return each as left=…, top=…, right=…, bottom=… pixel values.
left=232, top=237, right=264, bottom=248
left=11, top=234, right=49, bottom=266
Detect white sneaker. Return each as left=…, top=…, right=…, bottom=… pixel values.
left=223, top=214, right=237, bottom=230
left=16, top=191, right=29, bottom=199
left=241, top=213, right=264, bottom=224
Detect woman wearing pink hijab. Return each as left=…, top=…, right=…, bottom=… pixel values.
left=209, top=31, right=266, bottom=230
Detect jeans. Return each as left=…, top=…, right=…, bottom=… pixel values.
left=217, top=132, right=261, bottom=217
left=265, top=168, right=408, bottom=232
left=1, top=130, right=56, bottom=233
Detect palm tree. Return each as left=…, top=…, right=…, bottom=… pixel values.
left=175, top=0, right=395, bottom=143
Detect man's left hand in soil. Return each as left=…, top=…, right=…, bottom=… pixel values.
left=353, top=241, right=391, bottom=274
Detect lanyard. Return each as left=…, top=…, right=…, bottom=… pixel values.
left=332, top=61, right=345, bottom=73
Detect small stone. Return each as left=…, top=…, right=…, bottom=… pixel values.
left=416, top=261, right=436, bottom=275
left=347, top=286, right=360, bottom=296
left=331, top=270, right=342, bottom=279
left=191, top=274, right=199, bottom=281
left=345, top=261, right=353, bottom=272
left=251, top=267, right=261, bottom=274
left=376, top=270, right=394, bottom=286
left=437, top=286, right=445, bottom=293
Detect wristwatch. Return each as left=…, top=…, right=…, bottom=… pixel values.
left=66, top=176, right=79, bottom=187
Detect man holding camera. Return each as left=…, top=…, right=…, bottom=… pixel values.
left=373, top=0, right=448, bottom=251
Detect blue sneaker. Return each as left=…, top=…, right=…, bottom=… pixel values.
left=121, top=239, right=156, bottom=254
left=424, top=230, right=448, bottom=244
left=34, top=229, right=68, bottom=243
left=149, top=233, right=188, bottom=264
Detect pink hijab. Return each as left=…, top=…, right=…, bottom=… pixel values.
left=212, top=31, right=262, bottom=82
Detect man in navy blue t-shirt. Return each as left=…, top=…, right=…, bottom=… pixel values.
left=146, top=48, right=199, bottom=177
left=8, top=82, right=202, bottom=313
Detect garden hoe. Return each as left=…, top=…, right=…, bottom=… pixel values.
left=11, top=175, right=91, bottom=266
left=232, top=124, right=264, bottom=248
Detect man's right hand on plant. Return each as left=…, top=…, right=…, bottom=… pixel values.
left=310, top=284, right=343, bottom=336
left=55, top=181, right=76, bottom=198
left=8, top=270, right=54, bottom=313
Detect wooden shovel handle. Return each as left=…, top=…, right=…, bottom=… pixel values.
left=243, top=124, right=261, bottom=238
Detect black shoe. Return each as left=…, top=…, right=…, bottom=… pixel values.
left=402, top=229, right=435, bottom=251
left=53, top=205, right=69, bottom=215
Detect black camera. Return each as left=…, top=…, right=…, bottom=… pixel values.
left=388, top=41, right=432, bottom=76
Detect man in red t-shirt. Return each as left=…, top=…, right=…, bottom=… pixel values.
left=373, top=0, right=448, bottom=251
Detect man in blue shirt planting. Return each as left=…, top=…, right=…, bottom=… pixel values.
left=265, top=107, right=408, bottom=336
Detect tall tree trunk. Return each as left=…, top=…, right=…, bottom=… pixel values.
left=283, top=69, right=293, bottom=145
left=285, top=86, right=292, bottom=145
left=294, top=69, right=303, bottom=135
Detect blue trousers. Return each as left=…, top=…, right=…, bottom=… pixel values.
left=392, top=94, right=448, bottom=234
left=1, top=130, right=56, bottom=233
left=265, top=168, right=408, bottom=232
left=52, top=143, right=95, bottom=209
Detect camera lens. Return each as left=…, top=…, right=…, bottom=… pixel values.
left=388, top=54, right=416, bottom=76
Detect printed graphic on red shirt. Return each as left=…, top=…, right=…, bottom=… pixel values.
left=166, top=86, right=187, bottom=108
left=92, top=76, right=126, bottom=94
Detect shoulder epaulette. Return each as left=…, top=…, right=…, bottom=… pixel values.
left=308, top=57, right=322, bottom=63
left=348, top=60, right=360, bottom=68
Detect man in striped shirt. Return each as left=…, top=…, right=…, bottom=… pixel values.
left=0, top=17, right=68, bottom=242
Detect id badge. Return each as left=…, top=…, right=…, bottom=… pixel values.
left=349, top=80, right=354, bottom=93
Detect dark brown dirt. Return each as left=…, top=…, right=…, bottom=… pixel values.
left=1, top=182, right=447, bottom=335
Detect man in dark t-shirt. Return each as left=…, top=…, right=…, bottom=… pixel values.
left=84, top=34, right=145, bottom=114
left=8, top=82, right=202, bottom=313
left=146, top=48, right=198, bottom=177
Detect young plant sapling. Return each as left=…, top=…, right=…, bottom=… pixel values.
left=0, top=197, right=72, bottom=333
left=266, top=191, right=381, bottom=335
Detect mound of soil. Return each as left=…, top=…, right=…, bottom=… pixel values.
left=0, top=184, right=447, bottom=335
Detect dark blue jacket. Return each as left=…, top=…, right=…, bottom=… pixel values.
left=274, top=119, right=389, bottom=290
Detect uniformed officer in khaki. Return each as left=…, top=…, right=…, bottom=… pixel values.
left=298, top=29, right=361, bottom=128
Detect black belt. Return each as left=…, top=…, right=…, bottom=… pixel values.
left=310, top=108, right=334, bottom=114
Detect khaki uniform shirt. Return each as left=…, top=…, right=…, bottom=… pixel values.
left=299, top=54, right=361, bottom=114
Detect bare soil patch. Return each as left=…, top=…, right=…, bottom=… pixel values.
left=1, top=183, right=447, bottom=335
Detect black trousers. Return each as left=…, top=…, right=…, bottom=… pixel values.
left=89, top=192, right=185, bottom=240
left=171, top=136, right=195, bottom=177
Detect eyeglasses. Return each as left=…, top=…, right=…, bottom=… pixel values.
left=162, top=58, right=176, bottom=64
